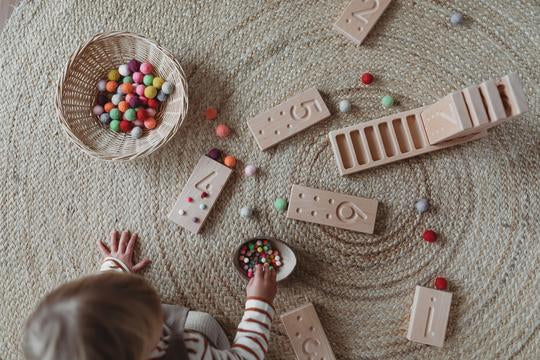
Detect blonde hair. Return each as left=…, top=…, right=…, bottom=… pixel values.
left=23, top=272, right=163, bottom=360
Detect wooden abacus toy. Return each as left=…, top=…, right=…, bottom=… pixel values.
left=329, top=73, right=528, bottom=175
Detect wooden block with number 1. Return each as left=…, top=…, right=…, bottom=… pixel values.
left=334, top=0, right=392, bottom=45
left=286, top=184, right=378, bottom=234
left=168, top=156, right=233, bottom=234
left=247, top=87, right=331, bottom=150
left=281, top=303, right=336, bottom=360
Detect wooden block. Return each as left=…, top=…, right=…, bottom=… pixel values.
left=247, top=88, right=331, bottom=150
left=462, top=85, right=490, bottom=128
left=286, top=184, right=378, bottom=234
left=329, top=107, right=487, bottom=175
left=479, top=79, right=507, bottom=125
left=496, top=73, right=528, bottom=117
left=420, top=92, right=472, bottom=145
left=167, top=156, right=232, bottom=234
left=406, top=286, right=452, bottom=347
left=281, top=303, right=336, bottom=360
left=333, top=0, right=392, bottom=45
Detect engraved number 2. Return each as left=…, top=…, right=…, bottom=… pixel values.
left=350, top=0, right=380, bottom=30
left=290, top=100, right=322, bottom=121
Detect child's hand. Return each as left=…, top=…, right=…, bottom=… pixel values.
left=246, top=264, right=277, bottom=304
left=97, top=230, right=151, bottom=272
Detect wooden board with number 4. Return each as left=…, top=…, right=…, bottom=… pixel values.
left=286, top=184, right=378, bottom=234
left=168, top=156, right=232, bottom=234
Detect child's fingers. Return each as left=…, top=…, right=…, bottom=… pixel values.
left=270, top=267, right=277, bottom=282
left=119, top=230, right=130, bottom=253
left=132, top=258, right=151, bottom=272
left=126, top=233, right=138, bottom=254
left=255, top=264, right=263, bottom=280
left=110, top=230, right=119, bottom=252
left=263, top=263, right=270, bottom=280
left=97, top=239, right=110, bottom=256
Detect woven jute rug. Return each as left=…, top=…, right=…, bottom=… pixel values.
left=0, top=1, right=538, bottom=359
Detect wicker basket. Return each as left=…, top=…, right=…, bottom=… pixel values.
left=56, top=31, right=188, bottom=161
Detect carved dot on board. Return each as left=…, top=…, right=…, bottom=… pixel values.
left=259, top=130, right=263, bottom=134
left=296, top=332, right=301, bottom=338
left=328, top=198, right=334, bottom=204
left=310, top=210, right=316, bottom=216
left=346, top=18, right=351, bottom=23
left=267, top=117, right=271, bottom=122
left=287, top=124, right=292, bottom=128
left=326, top=214, right=331, bottom=219
left=274, top=130, right=279, bottom=135
left=309, top=326, right=314, bottom=331
left=299, top=193, right=304, bottom=198
left=280, top=111, right=284, bottom=116
left=297, top=315, right=302, bottom=321
left=313, top=196, right=319, bottom=201
left=296, top=208, right=301, bottom=213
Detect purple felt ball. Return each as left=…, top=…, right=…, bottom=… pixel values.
left=128, top=59, right=141, bottom=73
left=97, top=93, right=108, bottom=106
left=207, top=148, right=221, bottom=161
left=128, top=96, right=140, bottom=108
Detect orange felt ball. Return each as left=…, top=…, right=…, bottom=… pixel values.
left=120, top=83, right=133, bottom=94
left=105, top=81, right=118, bottom=93
left=215, top=123, right=231, bottom=138
left=144, top=117, right=157, bottom=129
left=223, top=155, right=237, bottom=168
left=104, top=102, right=115, bottom=113
left=118, top=101, right=129, bottom=113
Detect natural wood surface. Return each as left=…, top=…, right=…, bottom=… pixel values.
left=0, top=0, right=19, bottom=30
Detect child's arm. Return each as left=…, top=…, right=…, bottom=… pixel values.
left=98, top=230, right=151, bottom=273
left=184, top=264, right=277, bottom=360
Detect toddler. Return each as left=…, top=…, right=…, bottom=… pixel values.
left=24, top=230, right=277, bottom=360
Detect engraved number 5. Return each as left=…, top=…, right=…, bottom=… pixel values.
left=290, top=100, right=322, bottom=121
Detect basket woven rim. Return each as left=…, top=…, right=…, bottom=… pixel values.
left=55, top=31, right=189, bottom=161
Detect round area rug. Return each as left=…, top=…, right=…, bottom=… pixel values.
left=0, top=1, right=538, bottom=359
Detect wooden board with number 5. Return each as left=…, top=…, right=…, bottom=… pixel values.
left=247, top=87, right=331, bottom=150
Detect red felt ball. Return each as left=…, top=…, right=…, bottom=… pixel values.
left=434, top=277, right=448, bottom=290
left=205, top=107, right=218, bottom=120
left=423, top=229, right=437, bottom=243
left=139, top=96, right=148, bottom=106
left=136, top=108, right=148, bottom=121
left=119, top=120, right=133, bottom=133
left=361, top=72, right=374, bottom=85
left=148, top=98, right=159, bottom=109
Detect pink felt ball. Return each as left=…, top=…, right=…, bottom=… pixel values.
left=138, top=96, right=148, bottom=106
left=125, top=93, right=135, bottom=103
left=136, top=84, right=146, bottom=96
left=133, top=120, right=144, bottom=127
left=140, top=63, right=154, bottom=75
left=133, top=72, right=144, bottom=83
left=215, top=123, right=231, bottom=138
left=146, top=108, right=156, bottom=117
left=244, top=165, right=257, bottom=176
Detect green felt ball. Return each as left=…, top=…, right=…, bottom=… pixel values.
left=109, top=108, right=121, bottom=120
left=122, top=76, right=133, bottom=84
left=109, top=120, right=120, bottom=132
left=381, top=95, right=394, bottom=108
left=124, top=108, right=136, bottom=121
left=274, top=198, right=288, bottom=212
left=143, top=74, right=155, bottom=86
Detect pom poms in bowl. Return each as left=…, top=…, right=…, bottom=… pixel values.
left=56, top=31, right=188, bottom=161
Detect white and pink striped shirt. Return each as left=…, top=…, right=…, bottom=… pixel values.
left=100, top=258, right=274, bottom=360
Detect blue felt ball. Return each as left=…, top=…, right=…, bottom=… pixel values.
left=339, top=99, right=351, bottom=113
left=100, top=113, right=110, bottom=125
left=450, top=10, right=464, bottom=25
left=111, top=94, right=124, bottom=105
left=415, top=198, right=430, bottom=214
left=131, top=126, right=143, bottom=139
left=156, top=90, right=168, bottom=102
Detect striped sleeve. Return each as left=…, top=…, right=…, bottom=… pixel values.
left=184, top=298, right=275, bottom=360
left=99, top=257, right=130, bottom=273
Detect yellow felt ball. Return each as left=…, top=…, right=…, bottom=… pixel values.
left=108, top=69, right=120, bottom=81
left=152, top=77, right=165, bottom=89
left=144, top=86, right=158, bottom=99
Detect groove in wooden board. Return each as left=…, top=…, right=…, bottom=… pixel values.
left=286, top=184, right=378, bottom=234
left=333, top=0, right=392, bottom=45
left=497, top=73, right=528, bottom=117
left=479, top=79, right=507, bottom=124
left=247, top=87, right=330, bottom=150
left=407, top=286, right=452, bottom=347
left=462, top=85, right=490, bottom=128
left=280, top=303, right=337, bottom=360
left=168, top=156, right=232, bottom=234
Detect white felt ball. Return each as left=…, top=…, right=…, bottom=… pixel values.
left=339, top=99, right=351, bottom=113
left=97, top=79, right=107, bottom=92
left=244, top=165, right=257, bottom=176
left=111, top=94, right=124, bottom=105
left=118, top=64, right=130, bottom=77
left=161, top=81, right=174, bottom=95
left=240, top=206, right=253, bottom=218
left=415, top=198, right=430, bottom=214
left=131, top=126, right=143, bottom=139
left=93, top=105, right=104, bottom=116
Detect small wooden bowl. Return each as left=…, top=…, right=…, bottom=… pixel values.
left=232, top=237, right=297, bottom=282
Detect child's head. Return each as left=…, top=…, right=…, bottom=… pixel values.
left=23, top=272, right=163, bottom=360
